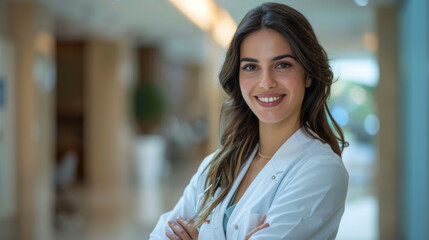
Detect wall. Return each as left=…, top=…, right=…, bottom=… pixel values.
left=0, top=1, right=16, bottom=231
left=399, top=0, right=429, bottom=239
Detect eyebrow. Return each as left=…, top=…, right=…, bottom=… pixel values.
left=240, top=54, right=296, bottom=63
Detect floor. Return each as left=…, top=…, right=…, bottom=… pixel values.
left=54, top=160, right=197, bottom=240
left=53, top=160, right=378, bottom=240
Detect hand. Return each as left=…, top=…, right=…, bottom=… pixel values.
left=244, top=215, right=269, bottom=240
left=166, top=217, right=198, bottom=240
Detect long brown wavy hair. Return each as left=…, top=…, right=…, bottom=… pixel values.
left=193, top=2, right=348, bottom=228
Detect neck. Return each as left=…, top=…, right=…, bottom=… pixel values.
left=258, top=118, right=301, bottom=157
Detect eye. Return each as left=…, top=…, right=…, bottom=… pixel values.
left=241, top=64, right=258, bottom=71
left=275, top=62, right=292, bottom=69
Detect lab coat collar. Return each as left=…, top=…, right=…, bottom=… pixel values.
left=269, top=128, right=315, bottom=173
left=212, top=147, right=257, bottom=239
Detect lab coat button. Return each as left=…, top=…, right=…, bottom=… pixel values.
left=272, top=175, right=276, bottom=180
left=234, top=224, right=238, bottom=230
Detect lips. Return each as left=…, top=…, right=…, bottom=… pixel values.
left=254, top=94, right=285, bottom=107
left=257, top=96, right=281, bottom=103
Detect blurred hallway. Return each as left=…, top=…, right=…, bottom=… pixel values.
left=0, top=0, right=428, bottom=239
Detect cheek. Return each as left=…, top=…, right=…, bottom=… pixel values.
left=239, top=78, right=251, bottom=98
left=239, top=79, right=255, bottom=109
left=283, top=76, right=307, bottom=93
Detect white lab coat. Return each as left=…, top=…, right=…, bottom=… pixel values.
left=150, top=129, right=349, bottom=240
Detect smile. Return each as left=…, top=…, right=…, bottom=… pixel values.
left=257, top=96, right=281, bottom=103
left=254, top=94, right=285, bottom=107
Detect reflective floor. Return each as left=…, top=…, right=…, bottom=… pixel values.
left=54, top=157, right=197, bottom=240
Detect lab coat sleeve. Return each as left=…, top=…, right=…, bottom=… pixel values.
left=250, top=155, right=349, bottom=240
left=149, top=152, right=216, bottom=240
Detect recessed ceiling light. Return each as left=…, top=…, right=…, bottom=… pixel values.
left=168, top=0, right=237, bottom=48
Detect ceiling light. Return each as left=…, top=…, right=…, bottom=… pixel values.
left=212, top=8, right=237, bottom=48
left=168, top=0, right=217, bottom=31
left=168, top=0, right=237, bottom=48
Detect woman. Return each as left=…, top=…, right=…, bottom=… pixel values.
left=150, top=2, right=348, bottom=239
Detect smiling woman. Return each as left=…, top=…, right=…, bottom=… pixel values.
left=239, top=28, right=311, bottom=126
left=150, top=2, right=348, bottom=240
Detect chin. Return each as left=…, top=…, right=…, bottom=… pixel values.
left=256, top=116, right=285, bottom=124
left=255, top=111, right=300, bottom=126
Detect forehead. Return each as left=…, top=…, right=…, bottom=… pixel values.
left=240, top=28, right=293, bottom=58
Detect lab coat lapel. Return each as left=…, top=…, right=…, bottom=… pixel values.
left=226, top=128, right=313, bottom=238
left=212, top=148, right=256, bottom=239
left=226, top=153, right=279, bottom=238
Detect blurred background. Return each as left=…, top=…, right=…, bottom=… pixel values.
left=0, top=0, right=427, bottom=239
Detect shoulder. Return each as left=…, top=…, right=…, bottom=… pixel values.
left=302, top=138, right=343, bottom=165
left=276, top=135, right=348, bottom=190
left=274, top=129, right=348, bottom=178
left=273, top=138, right=349, bottom=210
left=299, top=138, right=347, bottom=179
left=305, top=138, right=347, bottom=174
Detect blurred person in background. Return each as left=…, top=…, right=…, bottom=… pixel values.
left=150, top=2, right=348, bottom=239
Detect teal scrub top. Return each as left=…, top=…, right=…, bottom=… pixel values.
left=223, top=191, right=238, bottom=234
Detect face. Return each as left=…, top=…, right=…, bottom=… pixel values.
left=239, top=28, right=311, bottom=126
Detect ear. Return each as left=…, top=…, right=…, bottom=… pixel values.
left=305, top=77, right=312, bottom=88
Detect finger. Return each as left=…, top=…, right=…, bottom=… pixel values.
left=165, top=231, right=180, bottom=240
left=168, top=220, right=191, bottom=240
left=256, top=215, right=267, bottom=227
left=258, top=222, right=269, bottom=230
left=246, top=214, right=267, bottom=239
left=176, top=217, right=199, bottom=239
left=245, top=222, right=269, bottom=240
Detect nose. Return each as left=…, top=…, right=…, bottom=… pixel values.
left=258, top=70, right=277, bottom=89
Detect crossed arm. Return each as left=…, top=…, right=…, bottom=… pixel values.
left=165, top=215, right=269, bottom=240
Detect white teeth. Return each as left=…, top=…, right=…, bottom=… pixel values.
left=257, top=96, right=281, bottom=103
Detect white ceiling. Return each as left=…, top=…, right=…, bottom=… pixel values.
left=27, top=0, right=397, bottom=62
